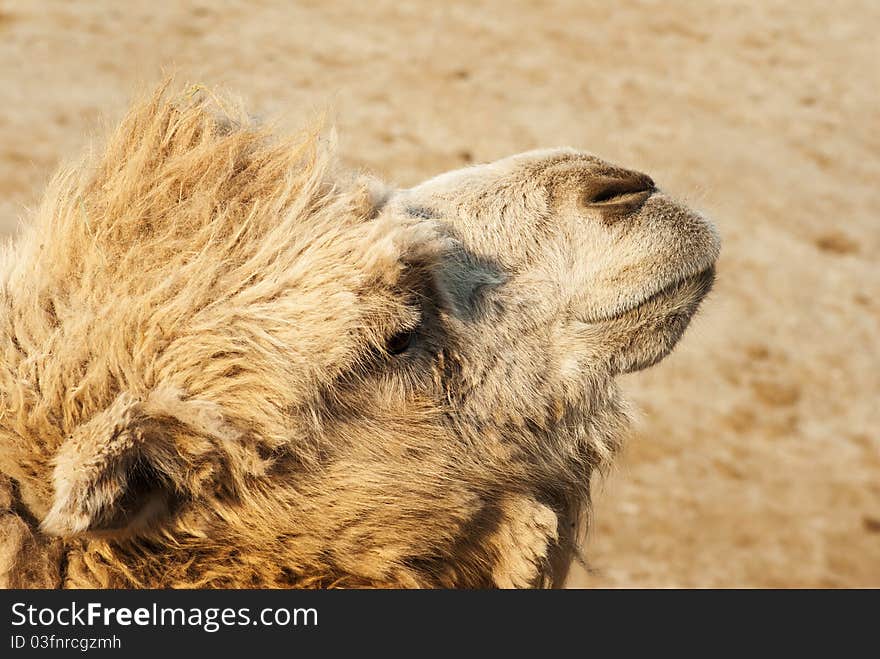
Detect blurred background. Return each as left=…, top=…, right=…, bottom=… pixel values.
left=0, top=0, right=876, bottom=587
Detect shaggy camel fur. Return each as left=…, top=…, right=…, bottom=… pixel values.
left=0, top=86, right=719, bottom=588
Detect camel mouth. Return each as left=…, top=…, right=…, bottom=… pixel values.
left=600, top=265, right=716, bottom=324
left=633, top=265, right=715, bottom=318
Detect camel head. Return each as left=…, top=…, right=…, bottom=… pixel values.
left=0, top=88, right=719, bottom=588
left=395, top=148, right=719, bottom=377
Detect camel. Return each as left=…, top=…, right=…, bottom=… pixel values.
left=0, top=85, right=719, bottom=588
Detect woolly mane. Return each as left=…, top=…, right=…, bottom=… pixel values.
left=0, top=87, right=407, bottom=586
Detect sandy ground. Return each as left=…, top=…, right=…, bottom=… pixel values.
left=0, top=0, right=877, bottom=587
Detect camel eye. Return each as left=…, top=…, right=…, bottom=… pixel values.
left=386, top=329, right=415, bottom=355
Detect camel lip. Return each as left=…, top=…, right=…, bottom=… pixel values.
left=586, top=264, right=717, bottom=324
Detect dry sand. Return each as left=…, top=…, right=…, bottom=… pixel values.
left=0, top=0, right=877, bottom=587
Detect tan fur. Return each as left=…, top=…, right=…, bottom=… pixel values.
left=0, top=84, right=719, bottom=588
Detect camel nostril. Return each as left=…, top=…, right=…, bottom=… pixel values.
left=584, top=173, right=655, bottom=206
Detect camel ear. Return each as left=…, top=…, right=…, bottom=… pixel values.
left=433, top=246, right=505, bottom=320
left=357, top=174, right=394, bottom=218
left=41, top=388, right=236, bottom=538
left=40, top=392, right=174, bottom=538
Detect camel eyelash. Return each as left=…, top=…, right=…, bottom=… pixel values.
left=386, top=327, right=417, bottom=355
left=384, top=300, right=423, bottom=356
